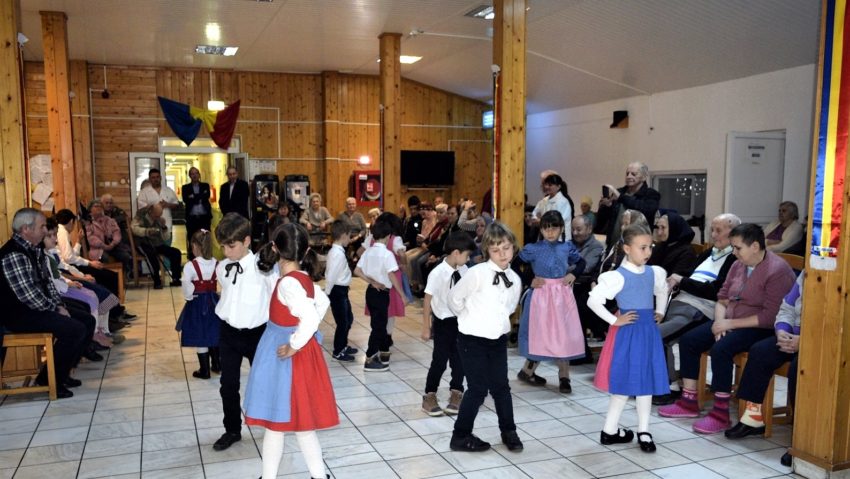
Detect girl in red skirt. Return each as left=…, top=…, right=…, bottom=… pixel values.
left=245, top=223, right=338, bottom=479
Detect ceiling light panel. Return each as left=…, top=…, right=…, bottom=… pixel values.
left=195, top=44, right=239, bottom=56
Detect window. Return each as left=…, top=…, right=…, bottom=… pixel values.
left=651, top=173, right=707, bottom=218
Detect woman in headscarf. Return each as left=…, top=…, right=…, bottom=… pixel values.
left=649, top=211, right=697, bottom=277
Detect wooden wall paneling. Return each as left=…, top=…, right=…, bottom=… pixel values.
left=322, top=72, right=340, bottom=213
left=0, top=0, right=27, bottom=241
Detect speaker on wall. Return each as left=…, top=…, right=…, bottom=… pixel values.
left=610, top=110, right=629, bottom=129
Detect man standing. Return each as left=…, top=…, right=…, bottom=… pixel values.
left=137, top=168, right=180, bottom=239
left=131, top=204, right=183, bottom=289
left=182, top=167, right=213, bottom=259
left=0, top=208, right=88, bottom=399
left=219, top=166, right=250, bottom=219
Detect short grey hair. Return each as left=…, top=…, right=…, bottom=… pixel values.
left=628, top=162, right=650, bottom=182
left=12, top=208, right=44, bottom=233
left=572, top=215, right=592, bottom=228
left=89, top=199, right=103, bottom=210
left=713, top=213, right=742, bottom=228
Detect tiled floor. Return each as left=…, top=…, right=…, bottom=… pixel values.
left=1, top=279, right=801, bottom=478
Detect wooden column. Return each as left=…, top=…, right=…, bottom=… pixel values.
left=379, top=33, right=401, bottom=213
left=40, top=10, right=76, bottom=211
left=0, top=0, right=26, bottom=242
left=322, top=71, right=340, bottom=205
left=69, top=59, right=93, bottom=203
left=493, top=0, right=527, bottom=242
left=791, top=0, right=850, bottom=476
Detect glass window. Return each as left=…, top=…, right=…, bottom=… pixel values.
left=652, top=173, right=707, bottom=218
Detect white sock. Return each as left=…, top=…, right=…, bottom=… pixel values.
left=636, top=395, right=652, bottom=437
left=295, top=431, right=326, bottom=478
left=603, top=394, right=629, bottom=435
left=196, top=347, right=209, bottom=354
left=261, top=430, right=284, bottom=479
left=97, top=313, right=110, bottom=333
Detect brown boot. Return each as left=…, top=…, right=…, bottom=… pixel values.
left=421, top=392, right=443, bottom=416
left=445, top=389, right=463, bottom=415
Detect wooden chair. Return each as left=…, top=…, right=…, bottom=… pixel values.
left=691, top=242, right=711, bottom=256
left=736, top=361, right=792, bottom=438
left=696, top=351, right=748, bottom=410
left=127, top=224, right=169, bottom=287
left=776, top=252, right=805, bottom=272
left=0, top=333, right=57, bottom=400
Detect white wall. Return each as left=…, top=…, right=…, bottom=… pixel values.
left=526, top=64, right=817, bottom=225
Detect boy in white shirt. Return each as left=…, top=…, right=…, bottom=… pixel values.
left=448, top=222, right=523, bottom=453
left=211, top=213, right=276, bottom=452
left=355, top=219, right=403, bottom=372
left=325, top=220, right=358, bottom=362
left=421, top=231, right=476, bottom=416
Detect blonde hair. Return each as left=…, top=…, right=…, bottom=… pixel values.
left=435, top=203, right=448, bottom=214
left=309, top=192, right=322, bottom=204
left=480, top=221, right=519, bottom=261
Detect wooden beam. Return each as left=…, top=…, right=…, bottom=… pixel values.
left=40, top=10, right=76, bottom=211
left=69, top=59, right=93, bottom=203
left=493, top=0, right=527, bottom=243
left=790, top=0, right=850, bottom=475
left=322, top=71, right=340, bottom=207
left=379, top=33, right=401, bottom=214
left=0, top=0, right=27, bottom=242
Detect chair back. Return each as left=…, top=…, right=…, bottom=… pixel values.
left=776, top=252, right=805, bottom=272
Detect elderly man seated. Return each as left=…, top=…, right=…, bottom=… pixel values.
left=131, top=204, right=182, bottom=289
left=85, top=199, right=133, bottom=275
left=567, top=215, right=605, bottom=363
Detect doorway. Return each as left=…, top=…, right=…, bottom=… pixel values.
left=724, top=131, right=786, bottom=224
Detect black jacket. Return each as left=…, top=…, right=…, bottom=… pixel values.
left=182, top=182, right=212, bottom=219
left=595, top=183, right=661, bottom=241
left=219, top=179, right=250, bottom=218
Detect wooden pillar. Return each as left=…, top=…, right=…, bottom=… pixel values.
left=322, top=71, right=340, bottom=207
left=40, top=11, right=76, bottom=211
left=791, top=0, right=850, bottom=476
left=379, top=33, right=401, bottom=213
left=0, top=0, right=26, bottom=242
left=69, top=59, right=93, bottom=203
left=493, top=0, right=527, bottom=242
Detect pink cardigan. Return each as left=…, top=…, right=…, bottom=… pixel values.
left=85, top=215, right=122, bottom=260
left=717, top=250, right=796, bottom=328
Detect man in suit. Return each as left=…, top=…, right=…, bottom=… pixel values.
left=219, top=166, right=250, bottom=219
left=182, top=167, right=212, bottom=259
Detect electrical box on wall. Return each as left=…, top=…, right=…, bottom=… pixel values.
left=353, top=170, right=381, bottom=206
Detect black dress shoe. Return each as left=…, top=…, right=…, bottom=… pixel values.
left=83, top=350, right=104, bottom=362
left=121, top=312, right=138, bottom=320
left=449, top=434, right=491, bottom=452
left=63, top=377, right=82, bottom=388
left=153, top=283, right=164, bottom=290
left=213, top=432, right=242, bottom=451
left=724, top=421, right=766, bottom=439
left=559, top=377, right=572, bottom=394
left=517, top=370, right=547, bottom=386
left=169, top=280, right=182, bottom=287
left=501, top=430, right=524, bottom=451
left=781, top=451, right=792, bottom=467
left=54, top=385, right=74, bottom=399
left=600, top=428, right=634, bottom=445
left=637, top=432, right=656, bottom=452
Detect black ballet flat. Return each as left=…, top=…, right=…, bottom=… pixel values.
left=517, top=370, right=547, bottom=386
left=637, top=432, right=656, bottom=453
left=600, top=428, right=634, bottom=445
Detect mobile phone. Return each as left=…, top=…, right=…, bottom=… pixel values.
left=602, top=186, right=610, bottom=198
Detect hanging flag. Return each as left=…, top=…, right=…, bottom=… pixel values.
left=157, top=97, right=241, bottom=149
left=811, top=0, right=849, bottom=270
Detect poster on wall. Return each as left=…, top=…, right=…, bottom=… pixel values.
left=30, top=154, right=54, bottom=212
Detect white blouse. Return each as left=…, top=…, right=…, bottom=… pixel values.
left=215, top=251, right=277, bottom=329
left=448, top=260, right=521, bottom=339
left=276, top=273, right=330, bottom=350
left=181, top=257, right=219, bottom=301
left=587, top=260, right=669, bottom=325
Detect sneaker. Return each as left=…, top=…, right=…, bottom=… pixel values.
left=364, top=355, right=389, bottom=372
left=421, top=392, right=443, bottom=416
left=379, top=351, right=391, bottom=363
left=343, top=345, right=359, bottom=355
left=333, top=351, right=355, bottom=362
left=449, top=434, right=490, bottom=452
left=445, top=389, right=463, bottom=415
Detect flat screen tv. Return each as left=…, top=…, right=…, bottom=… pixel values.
left=400, top=150, right=455, bottom=187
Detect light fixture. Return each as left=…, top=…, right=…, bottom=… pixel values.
left=358, top=155, right=371, bottom=165
left=376, top=55, right=422, bottom=64
left=195, top=44, right=239, bottom=56
left=465, top=5, right=494, bottom=19
left=205, top=23, right=221, bottom=42
left=207, top=100, right=225, bottom=111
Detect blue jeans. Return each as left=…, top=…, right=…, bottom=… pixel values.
left=329, top=285, right=354, bottom=355
left=453, top=333, right=515, bottom=438
left=679, top=320, right=774, bottom=393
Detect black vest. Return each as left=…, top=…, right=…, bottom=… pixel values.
left=0, top=236, right=53, bottom=317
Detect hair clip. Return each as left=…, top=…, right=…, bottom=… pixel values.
left=200, top=229, right=209, bottom=234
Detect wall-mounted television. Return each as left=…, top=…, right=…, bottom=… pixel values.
left=400, top=150, right=455, bottom=187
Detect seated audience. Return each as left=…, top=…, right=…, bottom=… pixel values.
left=598, top=209, right=650, bottom=278
left=1, top=208, right=89, bottom=399
left=457, top=199, right=480, bottom=235
left=763, top=201, right=803, bottom=253
left=580, top=196, right=596, bottom=228
left=596, top=162, right=661, bottom=248
left=55, top=208, right=120, bottom=297
left=337, top=197, right=368, bottom=242
left=300, top=192, right=333, bottom=245
left=368, top=208, right=382, bottom=225
left=568, top=215, right=606, bottom=362
left=131, top=204, right=183, bottom=289
left=86, top=199, right=133, bottom=274
left=653, top=213, right=741, bottom=405
left=407, top=203, right=448, bottom=292
left=101, top=194, right=130, bottom=244
left=269, top=201, right=294, bottom=232
left=649, top=210, right=697, bottom=277
left=658, top=223, right=796, bottom=434
left=402, top=196, right=423, bottom=248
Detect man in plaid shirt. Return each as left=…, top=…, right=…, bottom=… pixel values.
left=1, top=208, right=88, bottom=399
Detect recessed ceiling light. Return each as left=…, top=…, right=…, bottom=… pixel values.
left=465, top=5, right=494, bottom=20
left=205, top=23, right=220, bottom=42
left=376, top=55, right=422, bottom=64
left=195, top=44, right=239, bottom=56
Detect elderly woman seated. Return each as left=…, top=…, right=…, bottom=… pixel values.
left=658, top=223, right=796, bottom=434
left=299, top=192, right=333, bottom=247
left=649, top=210, right=697, bottom=278
left=85, top=199, right=133, bottom=275
left=763, top=201, right=803, bottom=253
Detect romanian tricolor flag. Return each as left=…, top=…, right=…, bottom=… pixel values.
left=812, top=0, right=849, bottom=263
left=157, top=96, right=241, bottom=150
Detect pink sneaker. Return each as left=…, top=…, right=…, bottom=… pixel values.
left=692, top=409, right=730, bottom=434
left=657, top=399, right=700, bottom=418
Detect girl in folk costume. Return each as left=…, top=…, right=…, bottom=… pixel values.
left=177, top=230, right=221, bottom=379
left=587, top=224, right=670, bottom=453
left=244, top=223, right=337, bottom=479
left=516, top=211, right=586, bottom=394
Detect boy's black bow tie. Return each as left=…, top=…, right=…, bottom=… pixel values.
left=225, top=262, right=244, bottom=285
left=493, top=271, right=513, bottom=288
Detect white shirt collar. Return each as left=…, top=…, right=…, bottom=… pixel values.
left=621, top=258, right=646, bottom=274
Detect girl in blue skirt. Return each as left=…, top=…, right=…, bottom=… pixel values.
left=587, top=224, right=669, bottom=453
left=177, top=230, right=221, bottom=379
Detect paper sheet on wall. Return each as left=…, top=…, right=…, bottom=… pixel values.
left=32, top=183, right=53, bottom=204
left=40, top=197, right=55, bottom=212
